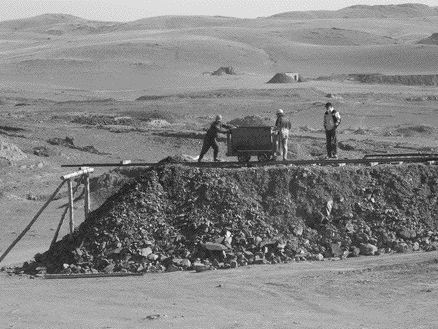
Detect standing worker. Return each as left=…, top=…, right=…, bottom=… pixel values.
left=198, top=115, right=233, bottom=162
left=323, top=102, right=341, bottom=159
left=274, top=109, right=292, bottom=161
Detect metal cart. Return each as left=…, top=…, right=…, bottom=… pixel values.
left=226, top=126, right=277, bottom=162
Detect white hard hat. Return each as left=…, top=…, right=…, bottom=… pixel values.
left=277, top=109, right=284, bottom=116
left=215, top=114, right=222, bottom=121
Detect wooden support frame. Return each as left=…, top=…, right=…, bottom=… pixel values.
left=0, top=167, right=95, bottom=265
left=0, top=181, right=66, bottom=264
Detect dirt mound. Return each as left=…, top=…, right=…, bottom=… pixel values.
left=348, top=74, right=438, bottom=86
left=228, top=115, right=270, bottom=127
left=267, top=73, right=297, bottom=84
left=211, top=66, right=236, bottom=76
left=20, top=163, right=438, bottom=275
left=0, top=136, right=27, bottom=164
left=417, top=33, right=438, bottom=45
left=158, top=154, right=194, bottom=164
left=122, top=110, right=178, bottom=124
left=47, top=136, right=108, bottom=155
left=387, top=125, right=437, bottom=137
left=72, top=115, right=133, bottom=126
left=406, top=95, right=438, bottom=101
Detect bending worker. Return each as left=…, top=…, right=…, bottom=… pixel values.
left=198, top=115, right=233, bottom=162
left=274, top=109, right=292, bottom=160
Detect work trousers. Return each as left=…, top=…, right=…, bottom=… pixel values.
left=275, top=134, right=289, bottom=160
left=199, top=138, right=219, bottom=161
left=325, top=129, right=337, bottom=157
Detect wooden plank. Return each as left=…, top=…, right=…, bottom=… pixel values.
left=50, top=206, right=68, bottom=248
left=44, top=272, right=144, bottom=279
left=68, top=179, right=74, bottom=236
left=84, top=174, right=90, bottom=218
left=364, top=153, right=437, bottom=158
left=0, top=181, right=66, bottom=264
left=60, top=156, right=438, bottom=169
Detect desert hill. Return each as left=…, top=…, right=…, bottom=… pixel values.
left=0, top=13, right=121, bottom=35
left=0, top=4, right=438, bottom=94
left=271, top=3, right=438, bottom=19
left=124, top=15, right=244, bottom=31
left=418, top=32, right=438, bottom=44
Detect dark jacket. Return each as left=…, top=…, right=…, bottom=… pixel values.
left=275, top=116, right=292, bottom=130
left=205, top=121, right=232, bottom=140
left=324, top=109, right=341, bottom=131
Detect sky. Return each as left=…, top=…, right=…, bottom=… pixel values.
left=1, top=0, right=438, bottom=22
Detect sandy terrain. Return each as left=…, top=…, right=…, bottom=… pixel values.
left=1, top=252, right=437, bottom=329
left=0, top=4, right=438, bottom=328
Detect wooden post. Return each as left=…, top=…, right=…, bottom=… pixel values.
left=84, top=174, right=90, bottom=219
left=0, top=181, right=66, bottom=264
left=51, top=176, right=85, bottom=247
left=50, top=206, right=69, bottom=248
left=68, top=179, right=74, bottom=236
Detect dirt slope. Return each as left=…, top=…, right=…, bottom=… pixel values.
left=1, top=252, right=437, bottom=329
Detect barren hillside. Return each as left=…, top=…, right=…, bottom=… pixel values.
left=0, top=4, right=438, bottom=95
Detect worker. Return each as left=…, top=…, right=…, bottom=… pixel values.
left=198, top=115, right=233, bottom=162
left=323, top=102, right=341, bottom=159
left=274, top=109, right=292, bottom=160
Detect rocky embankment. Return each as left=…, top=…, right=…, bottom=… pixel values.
left=17, top=163, right=438, bottom=274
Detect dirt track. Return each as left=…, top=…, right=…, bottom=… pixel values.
left=1, top=251, right=437, bottom=329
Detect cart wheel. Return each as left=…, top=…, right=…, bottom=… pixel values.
left=237, top=154, right=251, bottom=163
left=257, top=153, right=270, bottom=162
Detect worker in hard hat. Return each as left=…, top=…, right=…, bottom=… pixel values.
left=198, top=115, right=233, bottom=162
left=274, top=109, right=292, bottom=160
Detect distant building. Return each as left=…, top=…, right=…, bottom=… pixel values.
left=284, top=73, right=300, bottom=81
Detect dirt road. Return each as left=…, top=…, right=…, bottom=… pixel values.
left=1, top=251, right=437, bottom=329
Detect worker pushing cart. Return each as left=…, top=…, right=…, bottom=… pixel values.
left=198, top=115, right=233, bottom=162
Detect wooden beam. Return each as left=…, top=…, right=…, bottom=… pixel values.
left=60, top=156, right=438, bottom=169
left=44, top=272, right=144, bottom=279
left=51, top=176, right=84, bottom=247
left=61, top=167, right=94, bottom=181
left=84, top=174, right=90, bottom=218
left=68, top=179, right=74, bottom=236
left=50, top=206, right=68, bottom=248
left=364, top=153, right=437, bottom=158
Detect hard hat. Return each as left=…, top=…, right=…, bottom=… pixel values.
left=276, top=109, right=284, bottom=116
left=215, top=114, right=222, bottom=121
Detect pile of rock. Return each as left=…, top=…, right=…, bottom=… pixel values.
left=47, top=136, right=107, bottom=155
left=211, top=66, right=236, bottom=76
left=0, top=136, right=27, bottom=166
left=228, top=115, right=271, bottom=127
left=18, top=163, right=438, bottom=275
